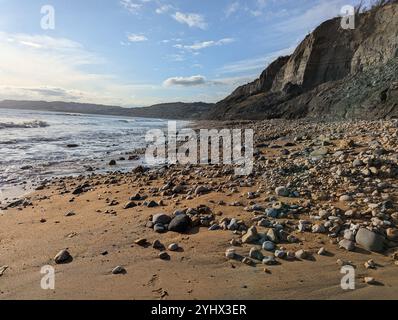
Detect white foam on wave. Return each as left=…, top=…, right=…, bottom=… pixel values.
left=0, top=120, right=50, bottom=130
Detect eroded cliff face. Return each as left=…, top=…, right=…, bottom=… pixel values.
left=209, top=3, right=398, bottom=120
left=225, top=56, right=290, bottom=102
left=351, top=4, right=398, bottom=73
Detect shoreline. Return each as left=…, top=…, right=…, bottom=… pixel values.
left=1, top=118, right=398, bottom=299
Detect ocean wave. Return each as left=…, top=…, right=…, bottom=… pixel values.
left=0, top=136, right=64, bottom=145
left=0, top=120, right=50, bottom=130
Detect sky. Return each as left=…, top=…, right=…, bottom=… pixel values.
left=0, top=0, right=362, bottom=107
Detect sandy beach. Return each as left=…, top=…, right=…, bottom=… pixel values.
left=1, top=119, right=397, bottom=300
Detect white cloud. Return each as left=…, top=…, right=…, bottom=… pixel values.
left=174, top=38, right=235, bottom=51
left=120, top=0, right=142, bottom=14
left=162, top=74, right=256, bottom=88
left=172, top=12, right=208, bottom=29
left=156, top=4, right=173, bottom=14
left=127, top=33, right=148, bottom=42
left=2, top=32, right=83, bottom=51
left=163, top=75, right=207, bottom=87
left=0, top=31, right=164, bottom=106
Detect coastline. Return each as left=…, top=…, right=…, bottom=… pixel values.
left=1, top=118, right=398, bottom=300
left=0, top=109, right=191, bottom=204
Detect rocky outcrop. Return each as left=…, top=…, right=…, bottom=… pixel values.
left=209, top=2, right=398, bottom=120
left=224, top=56, right=290, bottom=103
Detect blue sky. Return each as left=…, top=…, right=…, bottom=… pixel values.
left=0, top=0, right=361, bottom=107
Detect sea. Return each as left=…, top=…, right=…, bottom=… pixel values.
left=0, top=108, right=182, bottom=200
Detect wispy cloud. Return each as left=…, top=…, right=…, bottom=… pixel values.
left=172, top=12, right=208, bottom=29
left=219, top=46, right=294, bottom=74
left=120, top=0, right=142, bottom=14
left=0, top=31, right=161, bottom=106
left=127, top=33, right=148, bottom=42
left=225, top=1, right=240, bottom=17
left=2, top=32, right=82, bottom=51
left=156, top=4, right=173, bottom=14
left=174, top=38, right=235, bottom=51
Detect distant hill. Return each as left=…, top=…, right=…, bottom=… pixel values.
left=0, top=100, right=214, bottom=120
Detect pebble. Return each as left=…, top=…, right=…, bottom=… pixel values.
left=230, top=238, right=241, bottom=246
left=112, top=266, right=126, bottom=275
left=168, top=243, right=179, bottom=251
left=364, top=277, right=377, bottom=285
left=0, top=265, right=9, bottom=277
left=152, top=240, right=164, bottom=250
left=295, top=249, right=308, bottom=260
left=146, top=200, right=159, bottom=208
left=386, top=228, right=398, bottom=241
left=54, top=249, right=72, bottom=264
left=339, top=195, right=353, bottom=202
left=195, top=186, right=209, bottom=195
left=317, top=247, right=326, bottom=256
left=339, top=239, right=356, bottom=251
left=225, top=248, right=236, bottom=260
left=267, top=229, right=279, bottom=243
left=208, top=224, right=220, bottom=231
left=123, top=201, right=137, bottom=209
left=312, top=224, right=326, bottom=234
left=242, top=226, right=259, bottom=244
left=152, top=213, right=172, bottom=225
left=249, top=248, right=264, bottom=261
left=227, top=219, right=239, bottom=231
left=159, top=252, right=170, bottom=260
left=262, top=241, right=275, bottom=251
left=262, top=256, right=278, bottom=265
left=135, top=238, right=147, bottom=246
left=337, top=259, right=353, bottom=266
left=310, top=147, right=329, bottom=157
left=344, top=230, right=355, bottom=241
left=154, top=224, right=166, bottom=233
left=364, top=259, right=376, bottom=269
left=274, top=250, right=286, bottom=259
left=275, top=186, right=289, bottom=197
left=242, top=257, right=255, bottom=266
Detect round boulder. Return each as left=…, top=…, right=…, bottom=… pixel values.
left=168, top=214, right=192, bottom=233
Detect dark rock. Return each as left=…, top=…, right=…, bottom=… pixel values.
left=123, top=201, right=137, bottom=209
left=112, top=266, right=126, bottom=275
left=146, top=200, right=159, bottom=208
left=168, top=214, right=192, bottom=233
left=152, top=213, right=172, bottom=225
left=54, top=249, right=72, bottom=264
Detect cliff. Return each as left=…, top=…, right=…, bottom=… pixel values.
left=208, top=2, right=398, bottom=120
